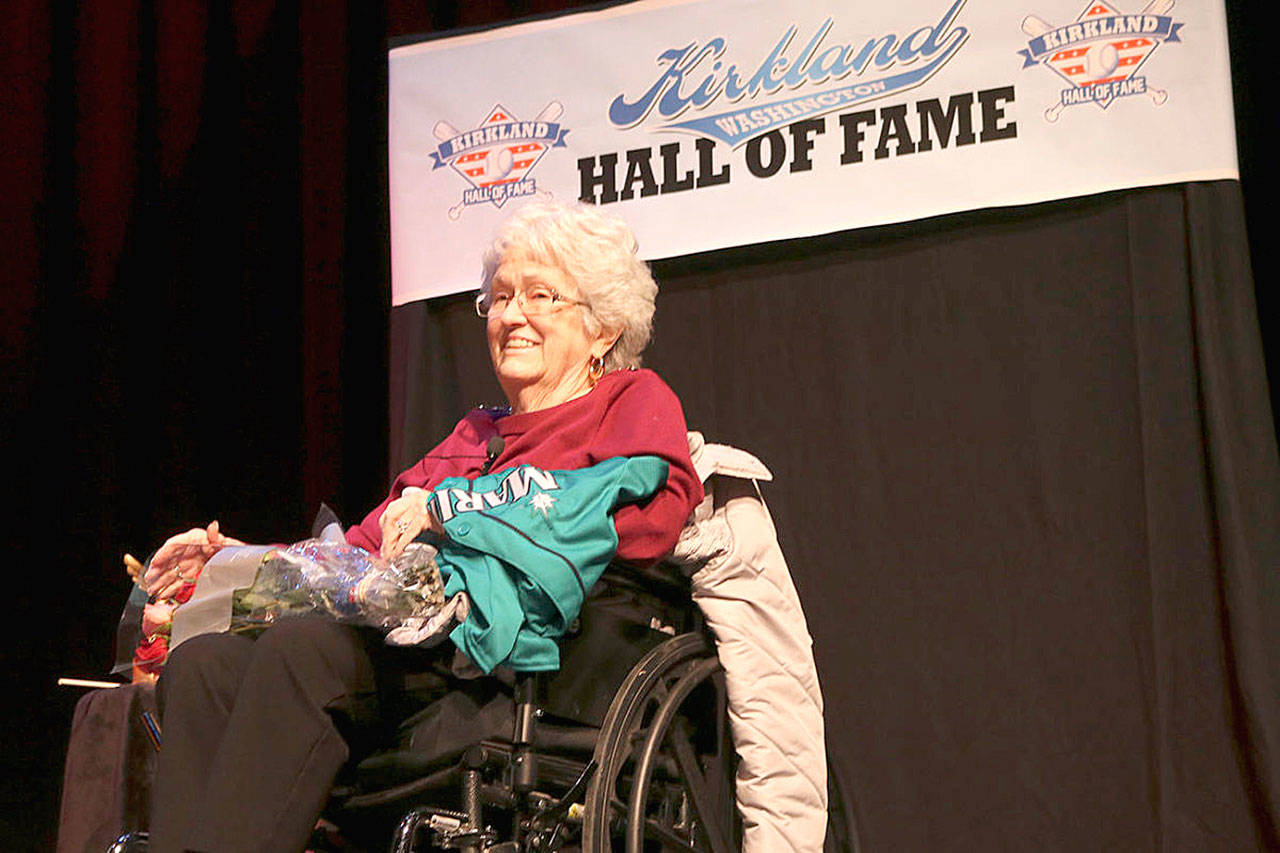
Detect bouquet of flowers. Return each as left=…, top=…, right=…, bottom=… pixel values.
left=125, top=540, right=447, bottom=683
left=230, top=540, right=446, bottom=633
left=120, top=554, right=187, bottom=684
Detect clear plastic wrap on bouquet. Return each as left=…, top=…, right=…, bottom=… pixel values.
left=231, top=540, right=446, bottom=633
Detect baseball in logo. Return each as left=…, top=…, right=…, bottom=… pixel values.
left=429, top=101, right=570, bottom=219
left=1018, top=0, right=1183, bottom=121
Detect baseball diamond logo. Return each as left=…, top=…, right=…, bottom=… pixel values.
left=430, top=101, right=570, bottom=219
left=1019, top=0, right=1183, bottom=121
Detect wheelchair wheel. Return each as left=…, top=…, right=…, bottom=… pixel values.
left=581, top=632, right=737, bottom=853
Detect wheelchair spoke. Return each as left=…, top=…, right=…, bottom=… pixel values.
left=607, top=795, right=629, bottom=822
left=667, top=718, right=733, bottom=853
left=640, top=816, right=701, bottom=852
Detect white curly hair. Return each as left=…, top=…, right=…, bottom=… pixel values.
left=480, top=201, right=657, bottom=371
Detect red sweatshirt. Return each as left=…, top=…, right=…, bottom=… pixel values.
left=347, top=368, right=703, bottom=565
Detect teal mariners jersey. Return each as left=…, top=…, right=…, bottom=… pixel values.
left=427, top=455, right=670, bottom=672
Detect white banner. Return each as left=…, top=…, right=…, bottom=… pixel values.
left=389, top=0, right=1236, bottom=305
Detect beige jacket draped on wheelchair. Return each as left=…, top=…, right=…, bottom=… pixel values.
left=673, top=432, right=829, bottom=853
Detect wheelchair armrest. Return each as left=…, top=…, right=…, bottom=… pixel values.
left=596, top=560, right=693, bottom=616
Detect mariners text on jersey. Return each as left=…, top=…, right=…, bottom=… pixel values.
left=430, top=465, right=561, bottom=523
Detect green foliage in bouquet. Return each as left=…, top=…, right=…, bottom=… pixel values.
left=229, top=540, right=447, bottom=635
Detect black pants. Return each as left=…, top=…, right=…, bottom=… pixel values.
left=147, top=579, right=670, bottom=852
left=149, top=617, right=449, bottom=853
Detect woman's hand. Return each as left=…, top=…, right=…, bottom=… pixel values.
left=379, top=488, right=443, bottom=560
left=143, top=521, right=243, bottom=601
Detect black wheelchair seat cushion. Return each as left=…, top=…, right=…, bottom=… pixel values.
left=355, top=689, right=515, bottom=792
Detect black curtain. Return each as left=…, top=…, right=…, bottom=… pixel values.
left=2, top=0, right=1275, bottom=849
left=2, top=2, right=394, bottom=847
left=391, top=181, right=1278, bottom=848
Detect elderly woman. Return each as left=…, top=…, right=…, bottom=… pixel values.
left=143, top=202, right=702, bottom=852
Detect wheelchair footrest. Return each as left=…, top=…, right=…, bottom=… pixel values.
left=391, top=805, right=497, bottom=852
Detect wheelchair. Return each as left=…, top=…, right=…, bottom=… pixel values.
left=99, top=436, right=854, bottom=852
left=316, top=565, right=857, bottom=852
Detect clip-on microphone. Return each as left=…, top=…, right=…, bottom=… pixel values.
left=481, top=434, right=505, bottom=475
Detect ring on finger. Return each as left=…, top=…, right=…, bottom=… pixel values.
left=396, top=519, right=410, bottom=533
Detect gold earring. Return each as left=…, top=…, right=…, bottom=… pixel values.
left=588, top=356, right=605, bottom=385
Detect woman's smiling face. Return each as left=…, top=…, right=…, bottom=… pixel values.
left=486, top=247, right=617, bottom=414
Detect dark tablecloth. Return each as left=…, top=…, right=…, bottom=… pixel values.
left=57, top=683, right=157, bottom=852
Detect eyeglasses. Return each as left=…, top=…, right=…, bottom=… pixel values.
left=475, top=285, right=588, bottom=318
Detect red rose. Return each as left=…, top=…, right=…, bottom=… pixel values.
left=132, top=633, right=169, bottom=684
